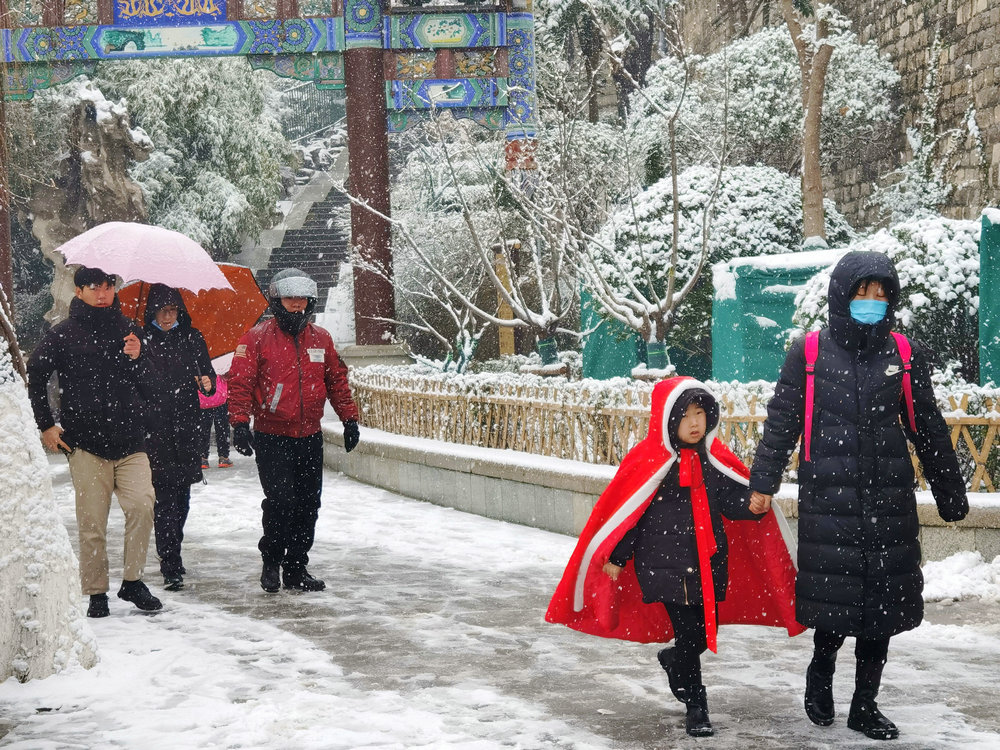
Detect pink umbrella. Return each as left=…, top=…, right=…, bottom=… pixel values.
left=55, top=222, right=233, bottom=293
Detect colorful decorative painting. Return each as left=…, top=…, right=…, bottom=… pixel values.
left=385, top=13, right=504, bottom=50
left=0, top=2, right=535, bottom=154
left=7, top=0, right=43, bottom=28
left=113, top=0, right=225, bottom=27
left=344, top=0, right=380, bottom=48
left=455, top=49, right=497, bottom=78
left=65, top=0, right=100, bottom=26
left=394, top=51, right=436, bottom=79
left=388, top=77, right=507, bottom=110
left=248, top=52, right=345, bottom=88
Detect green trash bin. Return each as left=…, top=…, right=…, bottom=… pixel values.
left=980, top=210, right=1000, bottom=386
left=712, top=250, right=845, bottom=383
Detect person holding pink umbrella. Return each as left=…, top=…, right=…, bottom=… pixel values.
left=27, top=266, right=162, bottom=617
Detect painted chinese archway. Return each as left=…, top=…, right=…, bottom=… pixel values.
left=0, top=0, right=537, bottom=346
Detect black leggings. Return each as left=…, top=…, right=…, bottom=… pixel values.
left=813, top=629, right=891, bottom=695
left=663, top=602, right=714, bottom=688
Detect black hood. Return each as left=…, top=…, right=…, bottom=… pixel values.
left=144, top=284, right=192, bottom=331
left=827, top=251, right=900, bottom=352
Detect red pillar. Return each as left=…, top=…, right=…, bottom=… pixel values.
left=344, top=47, right=394, bottom=346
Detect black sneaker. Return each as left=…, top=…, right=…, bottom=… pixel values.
left=87, top=594, right=110, bottom=618
left=260, top=562, right=281, bottom=593
left=282, top=568, right=326, bottom=591
left=117, top=580, right=163, bottom=611
left=163, top=575, right=184, bottom=591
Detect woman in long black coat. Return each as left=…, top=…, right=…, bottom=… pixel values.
left=140, top=284, right=215, bottom=591
left=748, top=251, right=968, bottom=740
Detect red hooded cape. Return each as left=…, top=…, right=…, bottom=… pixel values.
left=545, top=377, right=804, bottom=645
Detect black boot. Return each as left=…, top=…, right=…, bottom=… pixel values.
left=684, top=685, right=714, bottom=737
left=87, top=594, right=110, bottom=618
left=117, top=580, right=163, bottom=611
left=657, top=647, right=687, bottom=703
left=804, top=657, right=836, bottom=726
left=282, top=567, right=325, bottom=591
left=847, top=691, right=898, bottom=740
left=260, top=562, right=281, bottom=593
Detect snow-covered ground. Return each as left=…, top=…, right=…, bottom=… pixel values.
left=1, top=451, right=999, bottom=749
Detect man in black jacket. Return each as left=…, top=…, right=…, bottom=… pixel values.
left=28, top=266, right=162, bottom=618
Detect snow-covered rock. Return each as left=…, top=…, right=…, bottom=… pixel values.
left=0, top=315, right=97, bottom=682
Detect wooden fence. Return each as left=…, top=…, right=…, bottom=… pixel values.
left=350, top=372, right=999, bottom=492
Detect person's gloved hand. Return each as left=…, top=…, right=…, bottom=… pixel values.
left=343, top=420, right=360, bottom=453
left=233, top=423, right=255, bottom=456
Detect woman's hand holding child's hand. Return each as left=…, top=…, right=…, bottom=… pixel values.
left=749, top=491, right=772, bottom=514
left=603, top=562, right=623, bottom=580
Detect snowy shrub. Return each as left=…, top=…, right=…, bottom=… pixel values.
left=591, top=164, right=854, bottom=359
left=791, top=216, right=980, bottom=381
left=629, top=25, right=900, bottom=184
left=92, top=59, right=291, bottom=258
left=467, top=350, right=584, bottom=380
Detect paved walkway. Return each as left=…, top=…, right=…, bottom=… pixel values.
left=7, top=454, right=1000, bottom=749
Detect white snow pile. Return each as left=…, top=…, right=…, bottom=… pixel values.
left=923, top=551, right=1000, bottom=602
left=0, top=325, right=97, bottom=682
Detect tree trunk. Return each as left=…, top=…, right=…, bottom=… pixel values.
left=781, top=0, right=833, bottom=244
left=801, top=66, right=828, bottom=241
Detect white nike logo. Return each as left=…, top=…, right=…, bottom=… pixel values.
left=885, top=365, right=900, bottom=376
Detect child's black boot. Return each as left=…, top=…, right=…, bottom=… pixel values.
left=684, top=685, right=713, bottom=737
left=804, top=655, right=836, bottom=726
left=656, top=648, right=686, bottom=703
left=847, top=690, right=898, bottom=740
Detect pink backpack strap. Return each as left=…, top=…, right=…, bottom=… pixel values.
left=891, top=332, right=917, bottom=433
left=803, top=331, right=819, bottom=462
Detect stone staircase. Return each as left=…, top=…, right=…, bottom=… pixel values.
left=235, top=150, right=350, bottom=307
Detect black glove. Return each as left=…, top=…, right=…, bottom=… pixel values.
left=933, top=487, right=969, bottom=523
left=343, top=420, right=360, bottom=453
left=233, top=423, right=255, bottom=456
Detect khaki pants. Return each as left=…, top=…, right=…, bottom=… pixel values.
left=67, top=449, right=155, bottom=595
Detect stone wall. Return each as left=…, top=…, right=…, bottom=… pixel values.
left=677, top=0, right=1000, bottom=228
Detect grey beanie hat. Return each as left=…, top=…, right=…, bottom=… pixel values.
left=268, top=268, right=317, bottom=299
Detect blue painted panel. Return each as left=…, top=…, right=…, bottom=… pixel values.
left=113, top=0, right=225, bottom=27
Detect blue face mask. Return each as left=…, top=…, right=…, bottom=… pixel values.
left=849, top=299, right=888, bottom=324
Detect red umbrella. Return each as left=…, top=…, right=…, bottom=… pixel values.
left=119, top=263, right=268, bottom=359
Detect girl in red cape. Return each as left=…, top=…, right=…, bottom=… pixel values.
left=546, top=377, right=803, bottom=737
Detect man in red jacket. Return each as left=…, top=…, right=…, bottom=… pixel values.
left=228, top=268, right=360, bottom=593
